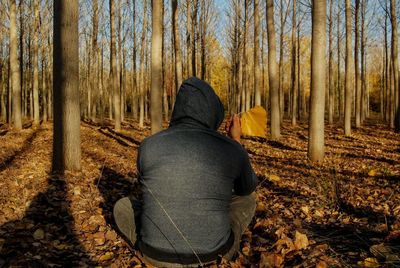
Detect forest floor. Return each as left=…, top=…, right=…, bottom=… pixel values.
left=0, top=118, right=399, bottom=268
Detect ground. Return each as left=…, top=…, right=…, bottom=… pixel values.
left=0, top=118, right=399, bottom=267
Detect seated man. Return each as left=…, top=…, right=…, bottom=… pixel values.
left=114, top=77, right=257, bottom=267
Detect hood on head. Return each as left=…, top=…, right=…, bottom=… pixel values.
left=169, top=77, right=225, bottom=130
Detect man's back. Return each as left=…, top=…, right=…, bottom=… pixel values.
left=136, top=77, right=257, bottom=264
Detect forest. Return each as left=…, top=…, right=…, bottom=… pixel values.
left=0, top=0, right=399, bottom=267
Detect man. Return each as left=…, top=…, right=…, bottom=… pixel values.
left=114, top=77, right=257, bottom=267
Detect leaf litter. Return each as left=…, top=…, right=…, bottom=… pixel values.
left=0, top=118, right=399, bottom=267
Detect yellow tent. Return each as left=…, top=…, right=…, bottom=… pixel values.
left=240, top=106, right=267, bottom=138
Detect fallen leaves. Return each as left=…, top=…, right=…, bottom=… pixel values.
left=0, top=120, right=399, bottom=267
left=33, top=228, right=45, bottom=240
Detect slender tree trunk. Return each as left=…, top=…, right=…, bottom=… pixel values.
left=139, top=0, right=148, bottom=128
left=254, top=0, right=261, bottom=106
left=291, top=0, right=297, bottom=126
left=266, top=0, right=280, bottom=140
left=191, top=0, right=199, bottom=77
left=10, top=0, right=22, bottom=129
left=308, top=0, right=326, bottom=162
left=384, top=2, right=389, bottom=122
left=328, top=0, right=334, bottom=124
left=19, top=0, right=24, bottom=119
left=186, top=0, right=192, bottom=77
left=243, top=0, right=250, bottom=111
left=132, top=0, right=138, bottom=119
left=151, top=0, right=163, bottom=134
left=279, top=0, right=284, bottom=120
left=344, top=0, right=353, bottom=136
left=52, top=0, right=81, bottom=172
left=32, top=0, right=40, bottom=125
left=360, top=0, right=366, bottom=122
left=337, top=7, right=342, bottom=120
left=110, top=0, right=121, bottom=131
left=172, top=0, right=183, bottom=93
left=354, top=0, right=361, bottom=128
left=392, top=0, right=400, bottom=131
left=91, top=0, right=98, bottom=121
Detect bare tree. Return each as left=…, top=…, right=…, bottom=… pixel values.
left=172, top=0, right=183, bottom=93
left=110, top=0, right=121, bottom=131
left=139, top=0, right=148, bottom=128
left=10, top=0, right=22, bottom=129
left=290, top=0, right=297, bottom=126
left=266, top=0, right=280, bottom=140
left=52, top=0, right=81, bottom=172
left=308, top=0, right=326, bottom=162
left=32, top=0, right=40, bottom=125
left=344, top=0, right=353, bottom=136
left=355, top=0, right=361, bottom=128
left=254, top=0, right=261, bottom=106
left=151, top=0, right=163, bottom=134
left=392, top=0, right=400, bottom=131
left=328, top=0, right=334, bottom=124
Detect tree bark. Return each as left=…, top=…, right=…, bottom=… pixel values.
left=344, top=0, right=353, bottom=136
left=354, top=0, right=361, bottom=128
left=32, top=0, right=40, bottom=125
left=10, top=0, right=22, bottom=129
left=151, top=0, right=163, bottom=134
left=391, top=0, right=400, bottom=131
left=52, top=0, right=81, bottom=172
left=110, top=0, right=121, bottom=131
left=266, top=0, right=280, bottom=140
left=139, top=0, right=148, bottom=128
left=328, top=0, right=334, bottom=124
left=254, top=0, right=261, bottom=106
left=172, top=0, right=183, bottom=93
left=308, top=0, right=326, bottom=162
left=290, top=0, right=297, bottom=126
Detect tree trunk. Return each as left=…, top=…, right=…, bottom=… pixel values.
left=254, top=0, right=261, bottom=106
left=291, top=0, right=297, bottom=126
left=308, top=0, right=326, bottom=162
left=360, top=0, right=366, bottom=122
left=266, top=0, right=280, bottom=140
left=110, top=0, right=121, bottom=131
left=337, top=6, right=342, bottom=120
left=172, top=0, right=183, bottom=94
left=52, top=0, right=81, bottom=172
left=32, top=0, right=40, bottom=125
left=131, top=0, right=138, bottom=119
left=186, top=0, right=192, bottom=77
left=191, top=0, right=199, bottom=77
left=344, top=0, right=353, bottom=136
left=354, top=0, right=361, bottom=128
left=91, top=0, right=98, bottom=121
left=392, top=0, right=400, bottom=131
left=243, top=0, right=250, bottom=111
left=328, top=0, right=334, bottom=124
left=151, top=0, right=163, bottom=134
left=139, top=0, right=148, bottom=128
left=10, top=0, right=22, bottom=129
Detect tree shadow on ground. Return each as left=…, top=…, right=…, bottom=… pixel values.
left=0, top=175, right=94, bottom=267
left=0, top=128, right=40, bottom=172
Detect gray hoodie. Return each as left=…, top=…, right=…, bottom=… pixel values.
left=137, top=77, right=257, bottom=264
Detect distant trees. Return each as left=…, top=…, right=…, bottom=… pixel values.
left=308, top=0, right=326, bottom=162
left=52, top=0, right=81, bottom=172
left=0, top=0, right=398, bottom=151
